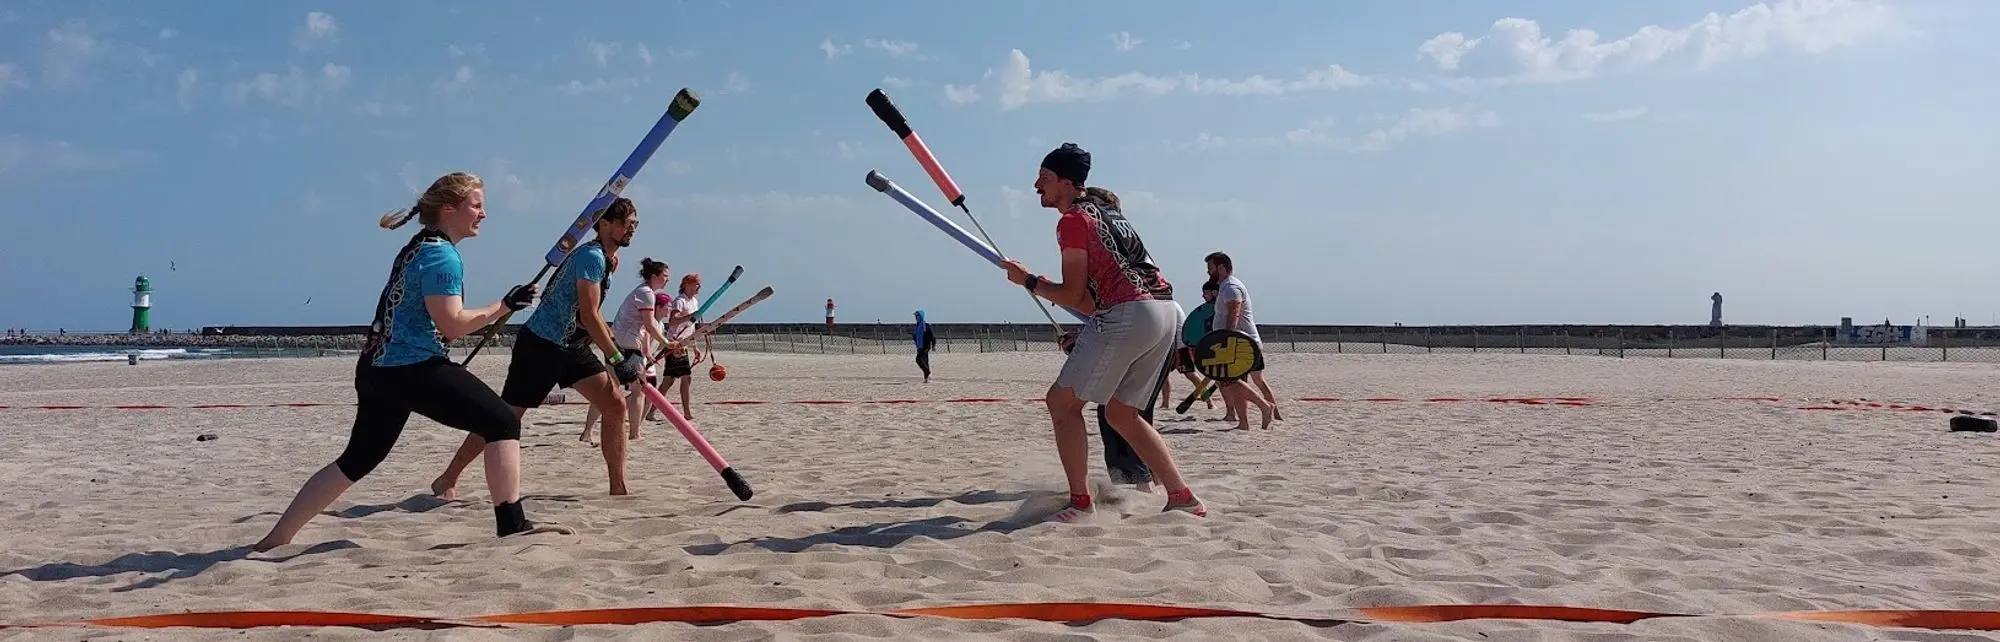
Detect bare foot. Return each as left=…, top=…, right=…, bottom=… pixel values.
left=609, top=484, right=630, bottom=496
left=577, top=429, right=598, bottom=447
left=251, top=535, right=287, bottom=553
left=430, top=476, right=459, bottom=502
left=1260, top=405, right=1275, bottom=429
left=627, top=427, right=642, bottom=441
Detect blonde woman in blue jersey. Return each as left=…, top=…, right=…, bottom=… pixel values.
left=430, top=198, right=647, bottom=498
left=254, top=172, right=565, bottom=551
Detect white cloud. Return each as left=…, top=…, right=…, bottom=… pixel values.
left=982, top=49, right=1369, bottom=110
left=1583, top=106, right=1649, bottom=122
left=882, top=75, right=914, bottom=89
left=638, top=44, right=655, bottom=67
left=1110, top=31, right=1142, bottom=52
left=42, top=20, right=104, bottom=89
left=0, top=134, right=154, bottom=179
left=1416, top=0, right=1903, bottom=84
left=159, top=28, right=177, bottom=40
left=434, top=65, right=474, bottom=95
left=174, top=68, right=198, bottom=110
left=665, top=192, right=858, bottom=215
left=714, top=72, right=749, bottom=95
left=222, top=63, right=352, bottom=106
left=820, top=38, right=852, bottom=60
left=1175, top=107, right=1499, bottom=153
left=319, top=63, right=351, bottom=90
left=943, top=83, right=980, bottom=104
left=835, top=140, right=867, bottom=160
left=865, top=39, right=922, bottom=58
left=558, top=76, right=643, bottom=96
left=352, top=101, right=411, bottom=118
left=0, top=63, right=26, bottom=95
left=295, top=11, right=338, bottom=52
left=586, top=40, right=619, bottom=66
left=1171, top=40, right=1193, bottom=50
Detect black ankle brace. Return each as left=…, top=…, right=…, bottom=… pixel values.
left=494, top=500, right=533, bottom=537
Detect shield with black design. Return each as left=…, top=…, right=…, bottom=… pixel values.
left=1191, top=328, right=1262, bottom=383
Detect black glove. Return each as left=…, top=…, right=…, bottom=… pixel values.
left=502, top=284, right=537, bottom=311
left=612, top=354, right=644, bottom=385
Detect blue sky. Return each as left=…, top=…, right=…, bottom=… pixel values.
left=2, top=0, right=1995, bottom=330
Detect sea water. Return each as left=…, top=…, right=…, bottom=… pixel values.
left=0, top=345, right=344, bottom=365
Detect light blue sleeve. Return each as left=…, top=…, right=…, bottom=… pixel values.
left=417, top=244, right=464, bottom=298
left=572, top=246, right=606, bottom=285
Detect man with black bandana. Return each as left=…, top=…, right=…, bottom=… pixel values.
left=1003, top=142, right=1206, bottom=521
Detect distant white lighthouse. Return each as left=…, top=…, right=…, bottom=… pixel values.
left=130, top=275, right=153, bottom=334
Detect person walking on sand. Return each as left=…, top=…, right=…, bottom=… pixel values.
left=1001, top=142, right=1206, bottom=521
left=660, top=272, right=703, bottom=418
left=913, top=309, right=937, bottom=382
left=825, top=298, right=836, bottom=332
left=1205, top=251, right=1278, bottom=430
left=581, top=257, right=676, bottom=445
left=1170, top=280, right=1223, bottom=413
left=255, top=172, right=569, bottom=551
left=431, top=198, right=647, bottom=498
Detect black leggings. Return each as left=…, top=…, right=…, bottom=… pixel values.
left=915, top=349, right=931, bottom=377
left=335, top=358, right=522, bottom=482
left=1098, top=347, right=1174, bottom=483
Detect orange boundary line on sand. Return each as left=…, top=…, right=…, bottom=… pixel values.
left=2, top=396, right=1991, bottom=415
left=5, top=602, right=2000, bottom=631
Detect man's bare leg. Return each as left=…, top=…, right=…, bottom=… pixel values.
left=1251, top=371, right=1280, bottom=420
left=1044, top=385, right=1093, bottom=499
left=570, top=372, right=631, bottom=495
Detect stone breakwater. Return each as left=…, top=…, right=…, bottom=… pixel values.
left=0, top=333, right=517, bottom=350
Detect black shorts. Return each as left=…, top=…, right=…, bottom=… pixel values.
left=661, top=352, right=693, bottom=378
left=1173, top=346, right=1197, bottom=374
left=501, top=327, right=606, bottom=408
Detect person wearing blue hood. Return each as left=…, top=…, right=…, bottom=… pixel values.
left=913, top=309, right=937, bottom=382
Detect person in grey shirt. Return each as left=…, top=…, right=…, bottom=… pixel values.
left=1205, top=252, right=1278, bottom=429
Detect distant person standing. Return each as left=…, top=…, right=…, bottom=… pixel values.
left=1205, top=251, right=1277, bottom=429
left=662, top=273, right=703, bottom=419
left=825, top=298, right=837, bottom=332
left=912, top=309, right=937, bottom=382
left=1166, top=280, right=1221, bottom=413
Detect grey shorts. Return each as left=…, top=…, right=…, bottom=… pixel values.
left=1056, top=299, right=1183, bottom=408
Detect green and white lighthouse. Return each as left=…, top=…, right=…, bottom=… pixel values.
left=130, top=275, right=152, bottom=334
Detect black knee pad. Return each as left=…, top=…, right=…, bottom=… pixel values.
left=480, top=413, right=523, bottom=443
left=334, top=442, right=392, bottom=482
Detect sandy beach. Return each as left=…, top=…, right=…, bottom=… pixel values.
left=4, top=350, right=2000, bottom=640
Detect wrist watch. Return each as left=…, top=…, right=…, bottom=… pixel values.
left=1024, top=275, right=1041, bottom=293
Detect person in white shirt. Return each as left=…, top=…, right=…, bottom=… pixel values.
left=581, top=258, right=675, bottom=445
left=1205, top=252, right=1277, bottom=430
left=661, top=273, right=703, bottom=418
